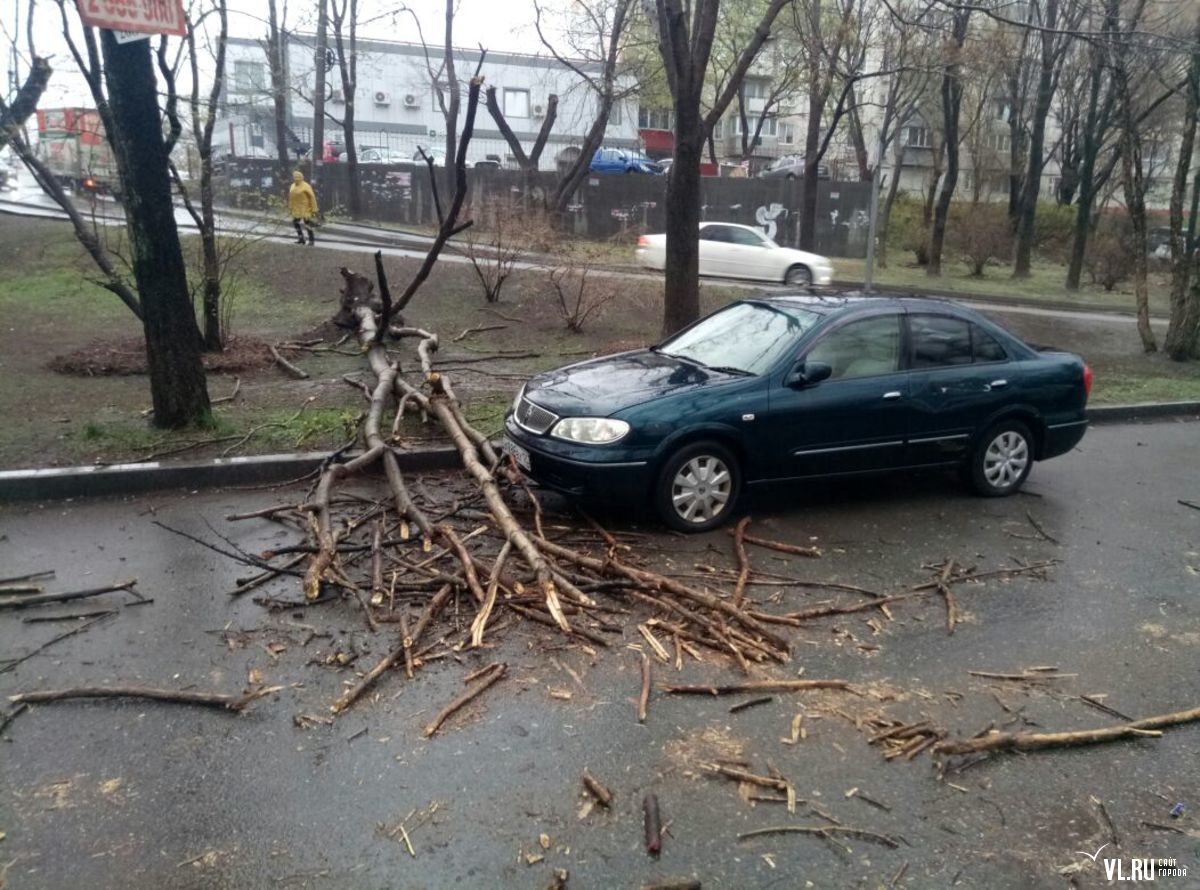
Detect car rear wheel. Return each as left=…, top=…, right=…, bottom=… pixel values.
left=784, top=264, right=813, bottom=287
left=969, top=420, right=1033, bottom=496
left=655, top=441, right=741, bottom=532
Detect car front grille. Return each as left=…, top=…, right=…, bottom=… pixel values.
left=515, top=394, right=558, bottom=435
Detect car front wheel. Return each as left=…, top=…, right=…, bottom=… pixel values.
left=969, top=420, right=1033, bottom=496
left=785, top=264, right=813, bottom=287
left=655, top=441, right=741, bottom=532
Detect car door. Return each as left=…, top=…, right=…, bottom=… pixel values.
left=724, top=227, right=772, bottom=280
left=698, top=225, right=733, bottom=276
left=765, top=311, right=910, bottom=478
left=904, top=313, right=1018, bottom=465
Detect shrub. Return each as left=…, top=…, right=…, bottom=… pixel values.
left=464, top=198, right=555, bottom=303
left=948, top=204, right=1012, bottom=276
left=1086, top=233, right=1134, bottom=291
left=885, top=193, right=929, bottom=265
left=546, top=244, right=621, bottom=333
left=1031, top=201, right=1076, bottom=262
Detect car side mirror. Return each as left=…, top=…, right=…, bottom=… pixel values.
left=786, top=360, right=832, bottom=388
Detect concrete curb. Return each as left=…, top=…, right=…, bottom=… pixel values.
left=1086, top=401, right=1200, bottom=424
left=0, top=447, right=463, bottom=502
left=1, top=405, right=1195, bottom=503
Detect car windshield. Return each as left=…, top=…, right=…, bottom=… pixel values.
left=657, top=301, right=820, bottom=375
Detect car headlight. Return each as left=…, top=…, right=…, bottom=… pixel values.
left=550, top=417, right=630, bottom=444
left=511, top=385, right=525, bottom=414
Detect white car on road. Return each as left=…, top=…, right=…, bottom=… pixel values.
left=635, top=222, right=834, bottom=286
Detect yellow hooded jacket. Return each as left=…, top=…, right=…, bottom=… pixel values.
left=288, top=171, right=318, bottom=219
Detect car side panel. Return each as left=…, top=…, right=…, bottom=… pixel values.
left=905, top=363, right=1022, bottom=465
left=1018, top=353, right=1089, bottom=459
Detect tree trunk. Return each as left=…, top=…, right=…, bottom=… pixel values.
left=442, top=0, right=459, bottom=196
left=266, top=0, right=290, bottom=180
left=1165, top=14, right=1200, bottom=360
left=877, top=142, right=906, bottom=269
left=663, top=116, right=703, bottom=335
left=1013, top=0, right=1059, bottom=278
left=799, top=85, right=824, bottom=251
left=99, top=32, right=210, bottom=428
left=1121, top=132, right=1156, bottom=352
left=1066, top=47, right=1106, bottom=290
left=928, top=10, right=970, bottom=277
left=312, top=0, right=328, bottom=190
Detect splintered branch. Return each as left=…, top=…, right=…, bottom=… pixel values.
left=0, top=579, right=139, bottom=611
left=9, top=685, right=280, bottom=712
left=424, top=662, right=507, bottom=737
left=934, top=706, right=1200, bottom=756
left=661, top=680, right=851, bottom=695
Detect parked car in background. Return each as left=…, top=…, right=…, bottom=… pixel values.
left=503, top=295, right=1091, bottom=530
left=758, top=155, right=830, bottom=181
left=636, top=222, right=834, bottom=286
left=590, top=148, right=661, bottom=175
left=657, top=158, right=674, bottom=176
left=475, top=154, right=504, bottom=169
left=359, top=147, right=409, bottom=164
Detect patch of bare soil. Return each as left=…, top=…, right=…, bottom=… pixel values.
left=48, top=336, right=275, bottom=377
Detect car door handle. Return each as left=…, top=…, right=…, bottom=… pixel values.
left=882, top=391, right=903, bottom=400
left=990, top=379, right=1008, bottom=388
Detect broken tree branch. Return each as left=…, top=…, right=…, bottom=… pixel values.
left=935, top=706, right=1200, bottom=755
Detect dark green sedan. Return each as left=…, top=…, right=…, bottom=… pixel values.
left=502, top=295, right=1091, bottom=531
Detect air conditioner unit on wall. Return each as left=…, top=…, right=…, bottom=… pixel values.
left=329, top=88, right=344, bottom=104
left=403, top=93, right=419, bottom=108
left=374, top=90, right=391, bottom=105
left=532, top=103, right=545, bottom=118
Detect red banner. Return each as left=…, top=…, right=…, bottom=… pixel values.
left=76, top=0, right=186, bottom=36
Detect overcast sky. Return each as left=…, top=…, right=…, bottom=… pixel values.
left=5, top=0, right=546, bottom=107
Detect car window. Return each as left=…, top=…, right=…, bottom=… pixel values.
left=728, top=228, right=767, bottom=246
left=700, top=226, right=730, bottom=242
left=910, top=314, right=972, bottom=368
left=972, top=324, right=1008, bottom=362
left=805, top=315, right=902, bottom=380
left=658, top=301, right=821, bottom=375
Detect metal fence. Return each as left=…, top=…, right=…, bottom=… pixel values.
left=218, top=159, right=874, bottom=257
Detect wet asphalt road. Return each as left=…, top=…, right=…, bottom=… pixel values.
left=1, top=419, right=1198, bottom=889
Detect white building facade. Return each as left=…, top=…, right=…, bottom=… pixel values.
left=218, top=35, right=641, bottom=170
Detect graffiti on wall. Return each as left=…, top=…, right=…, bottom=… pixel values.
left=755, top=202, right=788, bottom=240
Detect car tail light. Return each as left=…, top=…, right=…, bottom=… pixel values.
left=84, top=177, right=95, bottom=189
left=1083, top=363, right=1093, bottom=396
left=637, top=236, right=649, bottom=246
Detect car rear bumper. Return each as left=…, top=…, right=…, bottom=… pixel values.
left=503, top=415, right=652, bottom=503
left=1042, top=418, right=1088, bottom=459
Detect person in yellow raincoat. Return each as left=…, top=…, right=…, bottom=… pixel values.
left=288, top=170, right=319, bottom=245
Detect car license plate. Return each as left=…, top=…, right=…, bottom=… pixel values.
left=502, top=436, right=531, bottom=471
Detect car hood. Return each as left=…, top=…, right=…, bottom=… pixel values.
left=523, top=349, right=738, bottom=417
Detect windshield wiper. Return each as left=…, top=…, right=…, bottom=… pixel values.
left=706, top=365, right=754, bottom=376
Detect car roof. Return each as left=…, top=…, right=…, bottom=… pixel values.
left=699, top=222, right=765, bottom=233
left=756, top=291, right=985, bottom=317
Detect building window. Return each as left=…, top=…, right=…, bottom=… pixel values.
left=743, top=79, right=769, bottom=99
left=905, top=126, right=932, bottom=148
left=781, top=123, right=795, bottom=145
left=983, top=130, right=1011, bottom=152
left=610, top=101, right=621, bottom=126
left=233, top=60, right=266, bottom=94
left=994, top=99, right=1010, bottom=121
left=638, top=107, right=672, bottom=130
left=503, top=88, right=530, bottom=118
left=732, top=116, right=777, bottom=138
left=713, top=119, right=723, bottom=140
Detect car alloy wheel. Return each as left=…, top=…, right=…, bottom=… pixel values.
left=785, top=265, right=812, bottom=287
left=656, top=441, right=741, bottom=532
left=970, top=420, right=1032, bottom=496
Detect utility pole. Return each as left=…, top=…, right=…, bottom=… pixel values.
left=312, top=0, right=328, bottom=191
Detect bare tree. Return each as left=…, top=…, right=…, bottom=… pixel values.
left=1165, top=12, right=1200, bottom=360
left=654, top=0, right=790, bottom=334
left=172, top=0, right=231, bottom=351
left=1012, top=0, right=1086, bottom=278
left=264, top=0, right=291, bottom=179
left=927, top=4, right=972, bottom=277
left=484, top=86, right=557, bottom=192
left=794, top=0, right=881, bottom=251
left=0, top=56, right=50, bottom=151
left=329, top=0, right=360, bottom=215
